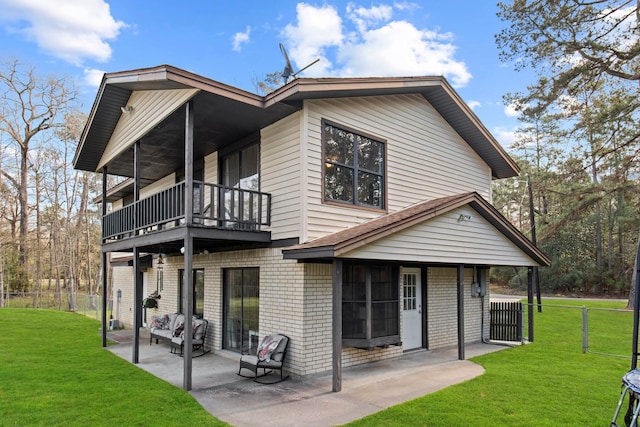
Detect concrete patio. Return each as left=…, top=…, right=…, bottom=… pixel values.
left=107, top=330, right=513, bottom=427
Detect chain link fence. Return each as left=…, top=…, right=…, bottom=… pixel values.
left=1, top=292, right=103, bottom=321
left=520, top=302, right=632, bottom=359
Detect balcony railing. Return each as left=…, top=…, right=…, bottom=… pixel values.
left=102, top=181, right=271, bottom=241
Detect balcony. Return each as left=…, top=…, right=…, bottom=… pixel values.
left=102, top=181, right=271, bottom=243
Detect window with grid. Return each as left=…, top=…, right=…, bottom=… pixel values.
left=323, top=121, right=385, bottom=209
left=342, top=264, right=399, bottom=348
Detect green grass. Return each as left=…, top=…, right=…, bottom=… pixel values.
left=0, top=309, right=228, bottom=427
left=1, top=301, right=635, bottom=426
left=346, top=299, right=632, bottom=426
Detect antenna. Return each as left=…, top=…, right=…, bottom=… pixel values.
left=279, top=43, right=320, bottom=84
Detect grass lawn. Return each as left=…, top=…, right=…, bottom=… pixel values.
left=0, top=300, right=634, bottom=426
left=347, top=299, right=632, bottom=426
left=0, top=309, right=227, bottom=427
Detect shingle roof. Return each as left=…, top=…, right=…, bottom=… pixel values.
left=282, top=192, right=550, bottom=266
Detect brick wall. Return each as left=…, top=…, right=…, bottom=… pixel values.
left=111, top=254, right=489, bottom=377
left=426, top=266, right=488, bottom=349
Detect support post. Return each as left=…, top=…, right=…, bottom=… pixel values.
left=631, top=236, right=640, bottom=370
left=132, top=141, right=141, bottom=364
left=183, top=236, right=193, bottom=391
left=527, top=266, right=534, bottom=343
left=101, top=167, right=108, bottom=347
left=581, top=306, right=588, bottom=354
left=332, top=258, right=343, bottom=392
left=527, top=174, right=542, bottom=313
left=457, top=265, right=465, bottom=360
left=182, top=100, right=194, bottom=391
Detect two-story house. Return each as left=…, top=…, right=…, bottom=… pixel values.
left=73, top=65, right=549, bottom=391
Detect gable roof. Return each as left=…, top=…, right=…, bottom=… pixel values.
left=282, top=192, right=550, bottom=267
left=74, top=65, right=518, bottom=181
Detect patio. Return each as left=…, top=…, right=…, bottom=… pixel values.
left=107, top=329, right=512, bottom=427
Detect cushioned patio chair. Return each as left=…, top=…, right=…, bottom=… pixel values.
left=170, top=318, right=210, bottom=358
left=238, top=333, right=289, bottom=383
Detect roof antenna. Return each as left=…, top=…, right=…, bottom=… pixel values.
left=279, top=43, right=320, bottom=85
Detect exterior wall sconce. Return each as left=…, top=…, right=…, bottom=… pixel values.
left=120, top=105, right=134, bottom=114
left=458, top=214, right=472, bottom=222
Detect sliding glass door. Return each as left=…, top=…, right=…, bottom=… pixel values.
left=223, top=268, right=259, bottom=354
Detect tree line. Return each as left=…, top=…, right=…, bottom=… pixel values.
left=492, top=0, right=640, bottom=298
left=0, top=59, right=102, bottom=309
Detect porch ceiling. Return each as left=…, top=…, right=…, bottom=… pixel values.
left=74, top=65, right=301, bottom=183
left=102, top=91, right=299, bottom=182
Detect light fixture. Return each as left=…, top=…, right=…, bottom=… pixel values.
left=458, top=214, right=472, bottom=222
left=120, top=105, right=134, bottom=114
left=180, top=246, right=185, bottom=254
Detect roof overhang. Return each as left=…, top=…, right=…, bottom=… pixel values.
left=267, top=76, right=519, bottom=179
left=73, top=65, right=301, bottom=180
left=283, top=192, right=550, bottom=267
left=74, top=66, right=518, bottom=183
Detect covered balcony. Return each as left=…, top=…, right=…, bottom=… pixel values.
left=102, top=180, right=272, bottom=252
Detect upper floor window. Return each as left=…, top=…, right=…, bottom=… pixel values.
left=323, top=121, right=385, bottom=210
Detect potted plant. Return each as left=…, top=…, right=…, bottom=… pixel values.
left=142, top=291, right=161, bottom=309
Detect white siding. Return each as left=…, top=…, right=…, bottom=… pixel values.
left=261, top=112, right=302, bottom=240
left=110, top=173, right=176, bottom=209
left=98, top=88, right=199, bottom=170
left=303, top=94, right=492, bottom=241
left=343, top=206, right=539, bottom=266
left=204, top=151, right=218, bottom=209
left=140, top=173, right=176, bottom=198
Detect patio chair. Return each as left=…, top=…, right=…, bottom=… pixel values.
left=238, top=333, right=289, bottom=383
left=170, top=318, right=210, bottom=358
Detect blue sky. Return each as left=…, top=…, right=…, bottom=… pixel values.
left=0, top=0, right=533, bottom=148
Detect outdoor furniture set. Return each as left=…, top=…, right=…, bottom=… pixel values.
left=149, top=314, right=289, bottom=383
left=149, top=313, right=209, bottom=357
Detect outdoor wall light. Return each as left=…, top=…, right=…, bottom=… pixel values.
left=120, top=105, right=134, bottom=114
left=180, top=246, right=185, bottom=254
left=458, top=214, right=472, bottom=222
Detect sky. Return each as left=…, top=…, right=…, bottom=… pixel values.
left=0, top=0, right=534, bottom=148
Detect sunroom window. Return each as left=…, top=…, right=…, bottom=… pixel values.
left=342, top=264, right=399, bottom=349
left=323, top=121, right=385, bottom=209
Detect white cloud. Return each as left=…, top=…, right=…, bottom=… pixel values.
left=0, top=0, right=126, bottom=65
left=232, top=26, right=251, bottom=52
left=492, top=126, right=518, bottom=149
left=83, top=68, right=105, bottom=87
left=504, top=101, right=525, bottom=118
left=346, top=3, right=393, bottom=32
left=282, top=3, right=471, bottom=87
left=283, top=3, right=344, bottom=76
left=467, top=100, right=481, bottom=110
left=393, top=2, right=420, bottom=12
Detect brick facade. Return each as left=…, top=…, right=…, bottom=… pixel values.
left=114, top=252, right=489, bottom=377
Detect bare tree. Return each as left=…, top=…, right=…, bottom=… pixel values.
left=0, top=59, right=76, bottom=289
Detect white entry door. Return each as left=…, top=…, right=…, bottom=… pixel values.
left=401, top=268, right=422, bottom=350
